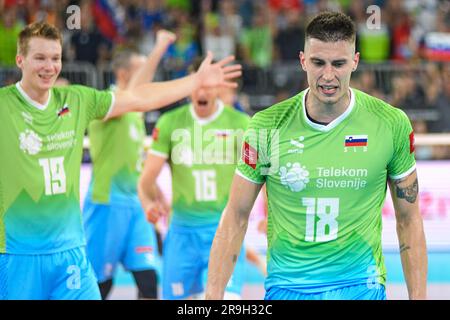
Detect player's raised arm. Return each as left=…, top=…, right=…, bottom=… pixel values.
left=388, top=170, right=427, bottom=299
left=107, top=52, right=242, bottom=119
left=126, top=29, right=176, bottom=90
left=205, top=174, right=263, bottom=299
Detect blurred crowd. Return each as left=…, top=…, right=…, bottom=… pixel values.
left=2, top=0, right=450, bottom=67
left=1, top=0, right=450, bottom=158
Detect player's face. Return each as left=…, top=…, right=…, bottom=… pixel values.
left=300, top=38, right=359, bottom=106
left=16, top=37, right=62, bottom=93
left=191, top=85, right=220, bottom=118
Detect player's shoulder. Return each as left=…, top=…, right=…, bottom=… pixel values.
left=250, top=91, right=303, bottom=129
left=157, top=104, right=190, bottom=124
left=53, top=84, right=99, bottom=95
left=222, top=104, right=251, bottom=121
left=354, top=89, right=410, bottom=125
left=0, top=84, right=15, bottom=96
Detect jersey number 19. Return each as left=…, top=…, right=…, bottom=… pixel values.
left=39, top=157, right=67, bottom=195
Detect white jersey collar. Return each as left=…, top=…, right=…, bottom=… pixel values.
left=302, top=87, right=355, bottom=132
left=16, top=81, right=51, bottom=111
left=189, top=99, right=224, bottom=126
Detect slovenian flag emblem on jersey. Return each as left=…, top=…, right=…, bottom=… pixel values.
left=345, top=135, right=368, bottom=147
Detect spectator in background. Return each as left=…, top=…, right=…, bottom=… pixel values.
left=163, top=10, right=199, bottom=79
left=69, top=0, right=112, bottom=66
left=202, top=0, right=236, bottom=61
left=428, top=63, right=450, bottom=133
left=351, top=69, right=386, bottom=100
left=218, top=0, right=242, bottom=40
left=239, top=4, right=274, bottom=68
left=0, top=5, right=23, bottom=66
left=352, top=1, right=391, bottom=63
left=274, top=9, right=305, bottom=62
left=390, top=72, right=426, bottom=111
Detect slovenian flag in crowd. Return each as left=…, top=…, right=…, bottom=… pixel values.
left=424, top=32, right=450, bottom=61
left=93, top=0, right=126, bottom=42
left=345, top=135, right=368, bottom=147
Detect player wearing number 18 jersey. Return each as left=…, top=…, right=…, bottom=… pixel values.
left=238, top=88, right=414, bottom=298
left=138, top=61, right=250, bottom=299
left=206, top=12, right=427, bottom=300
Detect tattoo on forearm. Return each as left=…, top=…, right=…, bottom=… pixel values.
left=232, top=255, right=237, bottom=264
left=399, top=243, right=411, bottom=253
left=395, top=178, right=418, bottom=204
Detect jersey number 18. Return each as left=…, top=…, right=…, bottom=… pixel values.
left=303, top=197, right=339, bottom=242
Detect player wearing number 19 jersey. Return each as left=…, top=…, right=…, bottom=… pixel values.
left=0, top=83, right=113, bottom=299
left=236, top=88, right=416, bottom=299
left=144, top=99, right=249, bottom=299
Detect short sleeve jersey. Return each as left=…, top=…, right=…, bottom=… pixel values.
left=0, top=83, right=113, bottom=254
left=150, top=102, right=250, bottom=227
left=237, top=88, right=416, bottom=293
left=87, top=110, right=146, bottom=204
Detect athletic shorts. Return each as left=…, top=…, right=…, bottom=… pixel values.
left=0, top=246, right=100, bottom=300
left=265, top=283, right=386, bottom=300
left=83, top=199, right=160, bottom=283
left=162, top=223, right=246, bottom=300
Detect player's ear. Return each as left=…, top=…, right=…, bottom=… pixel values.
left=352, top=52, right=360, bottom=72
left=16, top=54, right=24, bottom=69
left=299, top=51, right=307, bottom=71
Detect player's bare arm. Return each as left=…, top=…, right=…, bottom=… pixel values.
left=138, top=154, right=170, bottom=224
left=388, top=170, right=428, bottom=299
left=126, top=30, right=176, bottom=90
left=205, top=175, right=263, bottom=299
left=107, top=52, right=242, bottom=119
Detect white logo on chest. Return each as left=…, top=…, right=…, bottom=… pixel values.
left=19, top=129, right=42, bottom=155
left=288, top=136, right=305, bottom=154
left=279, top=162, right=310, bottom=192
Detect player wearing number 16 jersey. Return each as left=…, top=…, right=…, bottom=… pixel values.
left=206, top=12, right=427, bottom=300
left=138, top=60, right=250, bottom=299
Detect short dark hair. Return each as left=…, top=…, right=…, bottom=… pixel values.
left=18, top=22, right=62, bottom=56
left=111, top=49, right=140, bottom=71
left=306, top=12, right=356, bottom=43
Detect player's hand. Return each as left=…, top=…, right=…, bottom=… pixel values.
left=145, top=200, right=169, bottom=224
left=196, top=51, right=242, bottom=89
left=155, top=29, right=176, bottom=50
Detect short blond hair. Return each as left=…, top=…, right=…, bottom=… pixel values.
left=18, top=22, right=62, bottom=56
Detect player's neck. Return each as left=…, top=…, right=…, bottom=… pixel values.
left=19, top=80, right=50, bottom=105
left=305, top=89, right=351, bottom=124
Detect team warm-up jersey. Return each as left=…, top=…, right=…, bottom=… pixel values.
left=0, top=83, right=113, bottom=254
left=150, top=102, right=250, bottom=227
left=237, top=88, right=416, bottom=293
left=87, top=111, right=146, bottom=204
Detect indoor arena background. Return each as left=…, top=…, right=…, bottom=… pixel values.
left=1, top=0, right=449, bottom=299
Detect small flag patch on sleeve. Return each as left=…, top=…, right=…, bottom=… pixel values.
left=152, top=128, right=159, bottom=141
left=243, top=142, right=258, bottom=169
left=409, top=131, right=415, bottom=153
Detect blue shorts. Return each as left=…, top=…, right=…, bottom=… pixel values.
left=83, top=199, right=160, bottom=283
left=162, top=223, right=246, bottom=300
left=0, top=247, right=100, bottom=300
left=265, top=283, right=386, bottom=300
